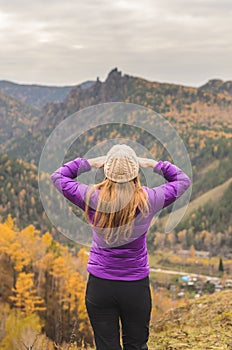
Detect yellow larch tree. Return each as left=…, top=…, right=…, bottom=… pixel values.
left=10, top=272, right=45, bottom=315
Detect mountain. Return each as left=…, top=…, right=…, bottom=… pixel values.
left=1, top=68, right=231, bottom=253
left=4, top=67, right=231, bottom=168
left=0, top=80, right=95, bottom=108
left=2, top=68, right=231, bottom=163
left=0, top=78, right=95, bottom=155
left=32, top=67, right=132, bottom=132
left=32, top=68, right=232, bottom=134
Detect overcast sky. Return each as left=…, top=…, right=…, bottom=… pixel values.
left=0, top=0, right=231, bottom=87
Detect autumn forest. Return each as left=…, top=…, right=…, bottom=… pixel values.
left=0, top=68, right=232, bottom=349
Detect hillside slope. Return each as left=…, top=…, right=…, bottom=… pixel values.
left=0, top=92, right=40, bottom=150
left=149, top=289, right=232, bottom=349
left=157, top=176, right=232, bottom=230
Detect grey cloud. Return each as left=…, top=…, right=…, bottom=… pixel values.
left=0, top=0, right=231, bottom=86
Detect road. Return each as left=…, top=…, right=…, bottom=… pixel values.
left=150, top=267, right=232, bottom=283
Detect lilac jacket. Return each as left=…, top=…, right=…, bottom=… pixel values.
left=50, top=158, right=191, bottom=281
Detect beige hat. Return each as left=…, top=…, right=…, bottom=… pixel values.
left=104, top=144, right=139, bottom=183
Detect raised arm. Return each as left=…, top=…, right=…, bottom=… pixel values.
left=138, top=158, right=192, bottom=213
left=50, top=157, right=92, bottom=211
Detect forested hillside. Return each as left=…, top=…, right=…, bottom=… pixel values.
left=0, top=92, right=40, bottom=152
left=0, top=145, right=231, bottom=255
left=0, top=216, right=93, bottom=348
left=0, top=154, right=45, bottom=231
left=0, top=80, right=95, bottom=108
left=151, top=181, right=232, bottom=256
left=0, top=67, right=231, bottom=254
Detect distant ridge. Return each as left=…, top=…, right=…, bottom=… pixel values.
left=199, top=78, right=232, bottom=96
left=0, top=79, right=95, bottom=108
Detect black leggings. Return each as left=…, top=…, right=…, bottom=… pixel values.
left=85, top=273, right=152, bottom=350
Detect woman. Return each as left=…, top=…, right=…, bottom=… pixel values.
left=50, top=144, right=191, bottom=350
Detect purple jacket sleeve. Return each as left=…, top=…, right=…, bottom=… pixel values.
left=147, top=160, right=191, bottom=213
left=50, top=157, right=92, bottom=211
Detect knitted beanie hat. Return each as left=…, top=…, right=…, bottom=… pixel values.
left=104, top=144, right=139, bottom=183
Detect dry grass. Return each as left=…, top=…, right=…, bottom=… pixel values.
left=148, top=289, right=232, bottom=349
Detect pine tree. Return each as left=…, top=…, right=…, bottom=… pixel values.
left=218, top=257, right=224, bottom=272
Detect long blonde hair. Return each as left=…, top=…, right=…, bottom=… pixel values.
left=84, top=175, right=150, bottom=245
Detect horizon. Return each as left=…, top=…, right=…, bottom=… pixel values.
left=0, top=70, right=230, bottom=89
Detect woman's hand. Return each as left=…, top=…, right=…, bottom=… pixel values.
left=137, top=157, right=158, bottom=168
left=87, top=156, right=106, bottom=168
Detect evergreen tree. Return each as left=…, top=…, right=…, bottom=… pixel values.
left=218, top=257, right=224, bottom=272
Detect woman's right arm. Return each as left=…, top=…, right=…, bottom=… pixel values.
left=138, top=158, right=192, bottom=212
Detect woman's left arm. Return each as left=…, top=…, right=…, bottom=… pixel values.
left=50, top=157, right=92, bottom=211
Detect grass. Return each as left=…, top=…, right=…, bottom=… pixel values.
left=148, top=289, right=232, bottom=349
